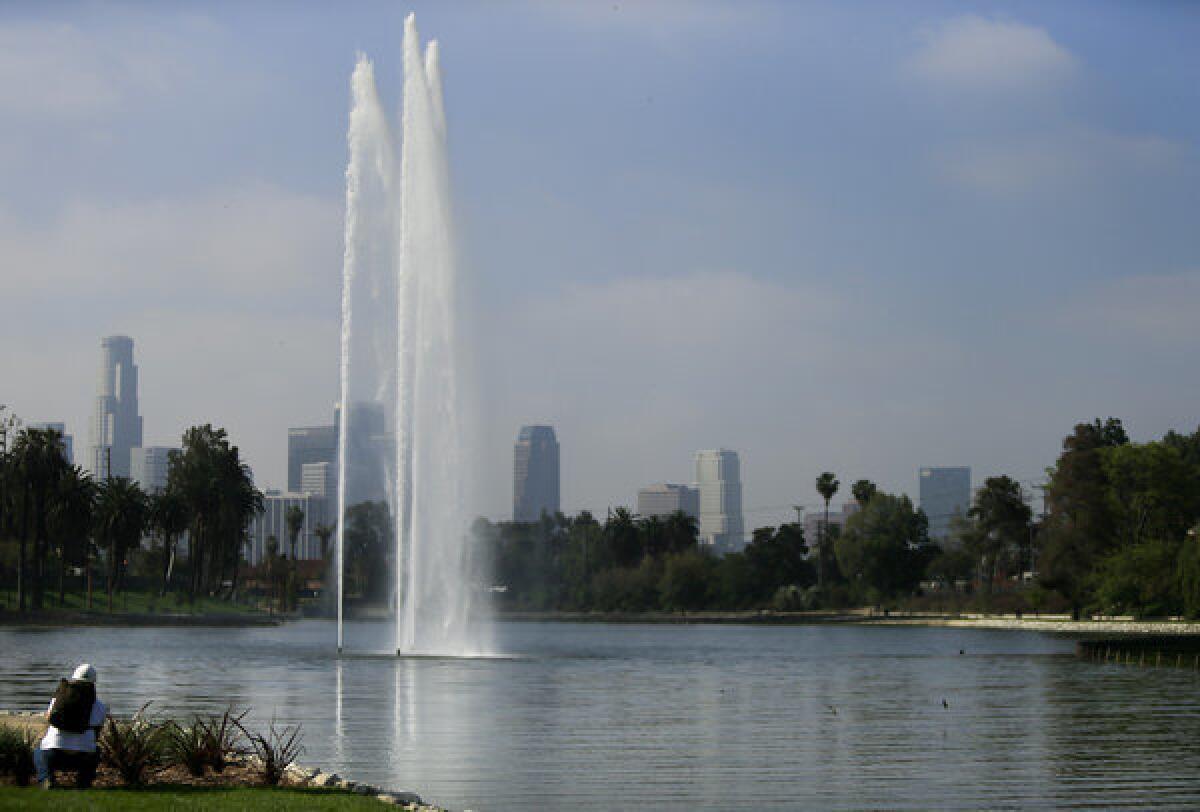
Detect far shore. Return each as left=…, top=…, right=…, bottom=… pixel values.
left=494, top=609, right=1200, bottom=636
left=0, top=610, right=282, bottom=628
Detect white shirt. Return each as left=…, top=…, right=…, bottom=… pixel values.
left=40, top=695, right=108, bottom=752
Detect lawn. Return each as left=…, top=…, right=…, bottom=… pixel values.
left=0, top=587, right=267, bottom=617
left=0, top=786, right=394, bottom=810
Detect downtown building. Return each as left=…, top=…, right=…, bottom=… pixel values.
left=637, top=483, right=699, bottom=520
left=130, top=446, right=178, bottom=493
left=513, top=425, right=560, bottom=522
left=694, top=449, right=744, bottom=553
left=246, top=490, right=328, bottom=566
left=919, top=466, right=971, bottom=544
left=87, top=335, right=143, bottom=479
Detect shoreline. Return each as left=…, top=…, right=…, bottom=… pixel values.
left=0, top=610, right=282, bottom=628
left=495, top=609, right=1200, bottom=636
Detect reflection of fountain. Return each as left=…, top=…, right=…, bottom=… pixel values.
left=336, top=14, right=489, bottom=656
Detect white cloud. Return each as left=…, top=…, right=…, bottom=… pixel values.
left=935, top=128, right=1184, bottom=195
left=909, top=16, right=1076, bottom=93
left=1059, top=270, right=1200, bottom=345
left=0, top=19, right=188, bottom=118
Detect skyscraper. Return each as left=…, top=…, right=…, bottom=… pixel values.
left=919, top=466, right=971, bottom=544
left=695, top=449, right=744, bottom=552
left=88, top=335, right=143, bottom=479
left=130, top=446, right=177, bottom=493
left=287, top=424, right=337, bottom=493
left=637, top=484, right=699, bottom=520
left=513, top=425, right=560, bottom=521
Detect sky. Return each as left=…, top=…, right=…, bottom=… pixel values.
left=2, top=1, right=1198, bottom=526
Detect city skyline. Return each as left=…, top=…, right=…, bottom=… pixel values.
left=2, top=3, right=1196, bottom=527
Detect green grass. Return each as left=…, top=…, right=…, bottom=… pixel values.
left=0, top=587, right=266, bottom=617
left=0, top=786, right=392, bottom=810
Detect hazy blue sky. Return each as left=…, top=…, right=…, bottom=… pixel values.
left=2, top=1, right=1198, bottom=524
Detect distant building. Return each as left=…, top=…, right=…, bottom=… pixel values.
left=287, top=425, right=336, bottom=493
left=919, top=466, right=971, bottom=544
left=338, top=402, right=391, bottom=505
left=28, top=422, right=73, bottom=466
left=637, top=484, right=699, bottom=520
left=87, top=335, right=143, bottom=479
left=130, top=446, right=177, bottom=493
left=301, top=461, right=335, bottom=500
left=514, top=425, right=560, bottom=521
left=804, top=503, right=858, bottom=546
left=247, top=490, right=327, bottom=565
left=695, top=449, right=744, bottom=552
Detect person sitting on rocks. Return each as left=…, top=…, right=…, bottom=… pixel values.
left=34, top=663, right=109, bottom=789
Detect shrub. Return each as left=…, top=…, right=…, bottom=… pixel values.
left=0, top=723, right=36, bottom=786
left=199, top=707, right=247, bottom=772
left=166, top=721, right=208, bottom=777
left=235, top=718, right=302, bottom=786
left=99, top=704, right=168, bottom=785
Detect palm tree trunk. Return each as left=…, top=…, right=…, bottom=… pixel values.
left=17, top=489, right=28, bottom=612
left=160, top=537, right=172, bottom=597
left=58, top=542, right=67, bottom=607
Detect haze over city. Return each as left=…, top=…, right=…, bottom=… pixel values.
left=3, top=1, right=1198, bottom=526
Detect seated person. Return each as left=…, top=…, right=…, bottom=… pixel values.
left=33, top=663, right=108, bottom=789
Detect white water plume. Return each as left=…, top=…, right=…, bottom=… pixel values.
left=336, top=15, right=489, bottom=656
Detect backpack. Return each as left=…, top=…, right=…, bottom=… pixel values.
left=48, top=679, right=97, bottom=734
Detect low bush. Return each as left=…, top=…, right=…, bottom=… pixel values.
left=99, top=704, right=168, bottom=786
left=236, top=718, right=302, bottom=786
left=0, top=723, right=36, bottom=786
left=165, top=720, right=207, bottom=777
left=199, top=707, right=247, bottom=773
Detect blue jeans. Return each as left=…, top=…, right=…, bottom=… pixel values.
left=34, top=747, right=98, bottom=787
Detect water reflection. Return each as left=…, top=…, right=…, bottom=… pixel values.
left=2, top=621, right=1199, bottom=810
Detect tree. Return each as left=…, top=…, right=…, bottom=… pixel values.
left=964, top=476, right=1032, bottom=599
left=93, top=477, right=149, bottom=612
left=149, top=488, right=189, bottom=596
left=48, top=465, right=96, bottom=606
left=314, top=523, right=334, bottom=560
left=605, top=507, right=641, bottom=568
left=815, top=472, right=840, bottom=588
left=343, top=501, right=391, bottom=601
left=285, top=506, right=305, bottom=562
left=835, top=492, right=930, bottom=604
left=10, top=427, right=69, bottom=611
left=851, top=479, right=877, bottom=507
left=1039, top=418, right=1129, bottom=616
left=659, top=550, right=716, bottom=610
left=743, top=523, right=813, bottom=604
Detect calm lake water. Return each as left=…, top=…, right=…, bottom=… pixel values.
left=2, top=620, right=1198, bottom=810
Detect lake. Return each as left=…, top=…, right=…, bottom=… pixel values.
left=2, top=620, right=1198, bottom=810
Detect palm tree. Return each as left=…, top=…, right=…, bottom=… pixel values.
left=851, top=479, right=877, bottom=507
left=48, top=465, right=96, bottom=606
left=285, top=506, right=305, bottom=562
left=815, top=472, right=840, bottom=589
left=10, top=427, right=69, bottom=611
left=314, top=523, right=334, bottom=560
left=93, top=478, right=149, bottom=612
left=149, top=488, right=189, bottom=596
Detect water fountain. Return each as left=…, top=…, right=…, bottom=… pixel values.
left=335, top=14, right=489, bottom=657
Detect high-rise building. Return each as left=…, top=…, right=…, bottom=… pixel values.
left=88, top=335, right=143, bottom=479
left=513, top=425, right=560, bottom=521
left=28, top=422, right=73, bottom=466
left=695, top=449, right=744, bottom=552
left=246, top=490, right=327, bottom=565
left=130, top=446, right=177, bottom=494
left=301, top=461, right=335, bottom=500
left=637, top=484, right=699, bottom=520
left=287, top=425, right=337, bottom=494
left=919, top=466, right=971, bottom=544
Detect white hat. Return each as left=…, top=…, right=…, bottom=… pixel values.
left=72, top=663, right=96, bottom=683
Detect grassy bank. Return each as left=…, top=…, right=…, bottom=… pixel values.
left=0, top=587, right=280, bottom=626
left=0, top=786, right=395, bottom=810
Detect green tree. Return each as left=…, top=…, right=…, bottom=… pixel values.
left=343, top=501, right=391, bottom=601
left=285, top=506, right=305, bottom=562
left=815, top=472, right=840, bottom=589
left=659, top=549, right=716, bottom=610
left=48, top=465, right=96, bottom=606
left=314, top=523, right=334, bottom=561
left=10, top=427, right=69, bottom=610
left=835, top=492, right=930, bottom=604
left=965, top=476, right=1032, bottom=599
left=851, top=479, right=877, bottom=506
left=605, top=507, right=641, bottom=568
left=93, top=477, right=149, bottom=612
left=743, top=523, right=813, bottom=603
left=149, top=488, right=189, bottom=596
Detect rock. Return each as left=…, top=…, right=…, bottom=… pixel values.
left=391, top=791, right=423, bottom=805
left=312, top=772, right=340, bottom=787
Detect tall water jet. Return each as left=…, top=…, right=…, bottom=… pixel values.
left=336, top=15, right=488, bottom=656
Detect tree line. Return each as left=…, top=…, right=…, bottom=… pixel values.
left=479, top=418, right=1200, bottom=618
left=0, top=415, right=268, bottom=612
